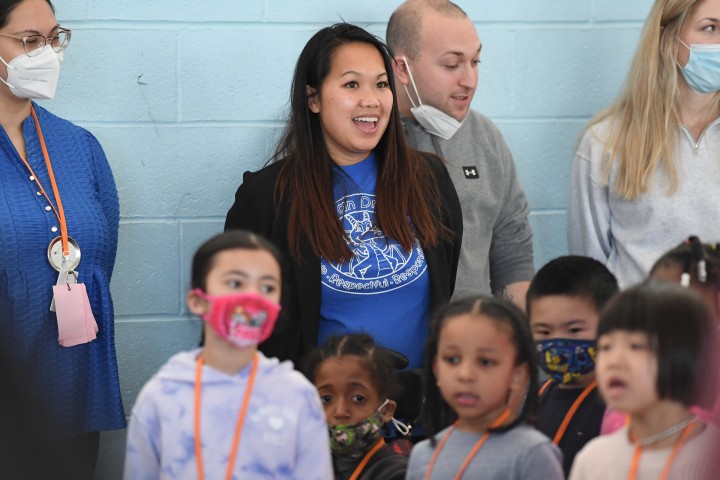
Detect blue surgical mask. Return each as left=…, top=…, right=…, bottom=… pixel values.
left=678, top=38, right=720, bottom=95
left=536, top=338, right=597, bottom=385
left=402, top=56, right=463, bottom=140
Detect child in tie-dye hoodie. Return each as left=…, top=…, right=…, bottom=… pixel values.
left=124, top=231, right=332, bottom=479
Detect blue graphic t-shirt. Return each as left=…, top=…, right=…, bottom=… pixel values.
left=318, top=152, right=430, bottom=368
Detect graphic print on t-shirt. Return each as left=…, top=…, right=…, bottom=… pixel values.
left=321, top=192, right=426, bottom=294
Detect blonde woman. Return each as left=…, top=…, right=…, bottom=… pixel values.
left=568, top=0, right=720, bottom=288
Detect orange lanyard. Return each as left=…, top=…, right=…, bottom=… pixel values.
left=348, top=438, right=385, bottom=480
left=424, top=408, right=512, bottom=480
left=538, top=379, right=553, bottom=396
left=18, top=105, right=70, bottom=256
left=627, top=422, right=695, bottom=480
left=539, top=379, right=598, bottom=445
left=194, top=352, right=258, bottom=480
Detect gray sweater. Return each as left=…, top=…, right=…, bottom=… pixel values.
left=406, top=424, right=563, bottom=480
left=568, top=117, right=720, bottom=288
left=402, top=111, right=534, bottom=300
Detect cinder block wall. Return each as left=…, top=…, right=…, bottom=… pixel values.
left=44, top=1, right=653, bottom=477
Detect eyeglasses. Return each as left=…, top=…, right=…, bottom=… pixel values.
left=0, top=28, right=71, bottom=57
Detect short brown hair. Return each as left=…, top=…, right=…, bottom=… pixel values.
left=386, top=0, right=468, bottom=59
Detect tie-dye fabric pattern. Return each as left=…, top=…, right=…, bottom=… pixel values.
left=124, top=349, right=332, bottom=479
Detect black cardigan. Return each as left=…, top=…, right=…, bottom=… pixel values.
left=224, top=154, right=463, bottom=366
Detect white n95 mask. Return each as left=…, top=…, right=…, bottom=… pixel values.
left=402, top=56, right=463, bottom=140
left=0, top=46, right=62, bottom=100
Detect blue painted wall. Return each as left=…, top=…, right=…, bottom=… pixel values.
left=44, top=1, right=654, bottom=477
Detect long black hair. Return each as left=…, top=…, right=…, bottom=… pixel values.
left=273, top=22, right=449, bottom=263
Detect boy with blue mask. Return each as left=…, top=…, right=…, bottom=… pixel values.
left=387, top=0, right=534, bottom=309
left=526, top=255, right=619, bottom=477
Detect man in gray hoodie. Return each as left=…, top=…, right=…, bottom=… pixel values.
left=387, top=0, right=534, bottom=308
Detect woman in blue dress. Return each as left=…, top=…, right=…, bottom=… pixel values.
left=0, top=1, right=124, bottom=478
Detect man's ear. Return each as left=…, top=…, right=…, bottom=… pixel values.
left=380, top=399, right=397, bottom=423
left=187, top=290, right=208, bottom=317
left=392, top=55, right=410, bottom=87
left=307, top=85, right=320, bottom=113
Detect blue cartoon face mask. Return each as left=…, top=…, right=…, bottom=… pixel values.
left=536, top=338, right=597, bottom=385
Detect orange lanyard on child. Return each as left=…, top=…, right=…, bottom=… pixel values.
left=348, top=438, right=386, bottom=480
left=424, top=408, right=512, bottom=480
left=194, top=352, right=258, bottom=480
left=18, top=105, right=71, bottom=256
left=627, top=422, right=696, bottom=480
left=538, top=379, right=598, bottom=445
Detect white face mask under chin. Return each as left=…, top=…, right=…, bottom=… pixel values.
left=0, top=46, right=62, bottom=100
left=402, top=56, right=464, bottom=140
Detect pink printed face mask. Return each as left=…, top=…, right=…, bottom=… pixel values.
left=194, top=289, right=281, bottom=348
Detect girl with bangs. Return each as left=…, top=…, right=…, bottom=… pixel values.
left=570, top=282, right=720, bottom=479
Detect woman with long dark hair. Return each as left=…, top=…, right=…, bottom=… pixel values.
left=225, top=23, right=462, bottom=369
